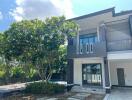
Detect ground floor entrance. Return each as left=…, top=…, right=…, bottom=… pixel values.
left=117, top=68, right=125, bottom=86
left=82, top=63, right=102, bottom=86
left=68, top=55, right=132, bottom=94
left=73, top=57, right=105, bottom=88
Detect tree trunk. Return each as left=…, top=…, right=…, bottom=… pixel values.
left=5, top=59, right=10, bottom=84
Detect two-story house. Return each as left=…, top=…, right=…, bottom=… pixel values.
left=67, top=7, right=132, bottom=93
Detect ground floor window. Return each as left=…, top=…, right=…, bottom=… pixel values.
left=82, top=63, right=102, bottom=86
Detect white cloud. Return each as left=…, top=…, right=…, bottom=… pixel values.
left=0, top=12, right=3, bottom=20
left=10, top=0, right=75, bottom=21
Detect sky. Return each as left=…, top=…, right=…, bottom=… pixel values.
left=0, top=0, right=132, bottom=32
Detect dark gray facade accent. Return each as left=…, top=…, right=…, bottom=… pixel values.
left=67, top=22, right=107, bottom=59
left=107, top=39, right=132, bottom=51
left=129, top=15, right=132, bottom=35
left=106, top=18, right=132, bottom=51
left=106, top=89, right=111, bottom=93
left=67, top=41, right=107, bottom=59
left=79, top=33, right=97, bottom=38
left=104, top=57, right=111, bottom=93
left=115, top=10, right=132, bottom=16
left=104, top=57, right=110, bottom=88
left=79, top=28, right=97, bottom=35
left=117, top=68, right=125, bottom=86
left=99, top=24, right=107, bottom=41
left=67, top=59, right=74, bottom=84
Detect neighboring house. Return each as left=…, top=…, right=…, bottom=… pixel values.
left=67, top=7, right=132, bottom=93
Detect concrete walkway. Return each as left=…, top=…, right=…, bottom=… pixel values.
left=0, top=83, right=26, bottom=97
left=36, top=93, right=90, bottom=100
left=104, top=88, right=132, bottom=100
left=71, top=86, right=105, bottom=94
left=0, top=83, right=26, bottom=92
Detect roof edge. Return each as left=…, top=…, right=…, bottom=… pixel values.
left=114, top=10, right=132, bottom=16
left=69, top=7, right=132, bottom=21
left=69, top=7, right=115, bottom=20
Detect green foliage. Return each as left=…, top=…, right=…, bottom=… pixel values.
left=0, top=70, right=5, bottom=78
left=0, top=16, right=78, bottom=83
left=54, top=45, right=67, bottom=73
left=25, top=82, right=65, bottom=95
left=23, top=63, right=37, bottom=79
left=0, top=63, right=6, bottom=78
left=27, top=67, right=37, bottom=79
left=0, top=33, right=5, bottom=56
left=10, top=66, right=25, bottom=78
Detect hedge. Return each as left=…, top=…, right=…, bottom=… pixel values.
left=25, top=82, right=66, bottom=95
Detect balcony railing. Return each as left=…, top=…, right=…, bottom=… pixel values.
left=80, top=43, right=94, bottom=54
left=107, top=39, right=132, bottom=51
left=67, top=40, right=107, bottom=58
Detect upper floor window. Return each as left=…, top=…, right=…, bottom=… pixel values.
left=79, top=33, right=97, bottom=54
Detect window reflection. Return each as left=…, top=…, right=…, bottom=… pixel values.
left=79, top=34, right=97, bottom=54
left=82, top=63, right=102, bottom=86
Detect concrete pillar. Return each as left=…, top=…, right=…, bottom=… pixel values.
left=129, top=15, right=132, bottom=35
left=104, top=57, right=111, bottom=93
left=67, top=59, right=74, bottom=84
left=99, top=23, right=107, bottom=42
left=76, top=31, right=79, bottom=54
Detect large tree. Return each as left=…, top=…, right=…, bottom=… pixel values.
left=2, top=16, right=78, bottom=82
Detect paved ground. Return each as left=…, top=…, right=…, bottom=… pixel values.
left=0, top=83, right=26, bottom=97
left=71, top=86, right=105, bottom=94
left=67, top=93, right=90, bottom=100
left=0, top=83, right=26, bottom=92
left=105, top=88, right=132, bottom=100
left=0, top=83, right=104, bottom=100
left=36, top=93, right=90, bottom=100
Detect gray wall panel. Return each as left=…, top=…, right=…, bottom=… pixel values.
left=67, top=59, right=74, bottom=84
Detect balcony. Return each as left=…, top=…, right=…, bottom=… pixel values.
left=67, top=38, right=107, bottom=58
left=107, top=39, right=132, bottom=51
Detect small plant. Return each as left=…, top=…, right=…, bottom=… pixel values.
left=25, top=82, right=66, bottom=95
left=0, top=70, right=5, bottom=78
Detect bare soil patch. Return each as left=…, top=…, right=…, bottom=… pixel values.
left=86, top=94, right=105, bottom=100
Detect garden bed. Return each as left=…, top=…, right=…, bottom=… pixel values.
left=1, top=92, right=105, bottom=100
left=0, top=82, right=105, bottom=100
left=1, top=92, right=77, bottom=100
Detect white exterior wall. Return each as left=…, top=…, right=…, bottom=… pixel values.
left=73, top=57, right=105, bottom=88
left=109, top=60, right=132, bottom=86
left=108, top=50, right=132, bottom=60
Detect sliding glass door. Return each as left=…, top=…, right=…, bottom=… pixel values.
left=82, top=63, right=102, bottom=86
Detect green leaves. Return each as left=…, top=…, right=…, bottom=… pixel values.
left=1, top=16, right=78, bottom=81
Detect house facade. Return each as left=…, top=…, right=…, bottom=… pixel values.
left=67, top=8, right=132, bottom=93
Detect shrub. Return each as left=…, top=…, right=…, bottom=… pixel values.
left=25, top=82, right=66, bottom=95
left=0, top=70, right=5, bottom=78
left=11, top=66, right=25, bottom=79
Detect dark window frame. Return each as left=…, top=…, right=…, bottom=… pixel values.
left=79, top=33, right=97, bottom=54
left=82, top=63, right=102, bottom=86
